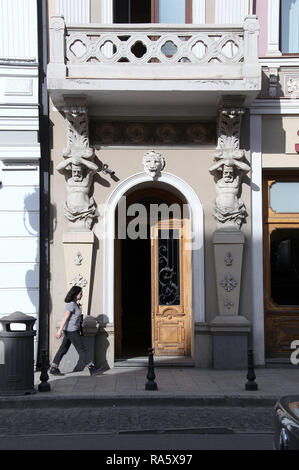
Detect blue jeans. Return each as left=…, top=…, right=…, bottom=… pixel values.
left=52, top=330, right=92, bottom=369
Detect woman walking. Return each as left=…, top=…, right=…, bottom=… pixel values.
left=50, top=285, right=99, bottom=376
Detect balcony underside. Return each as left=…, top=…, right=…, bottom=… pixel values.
left=48, top=76, right=260, bottom=118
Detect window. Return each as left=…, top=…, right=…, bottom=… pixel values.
left=270, top=182, right=299, bottom=212
left=153, top=0, right=191, bottom=23
left=113, top=0, right=151, bottom=23
left=113, top=0, right=192, bottom=24
left=281, top=0, right=299, bottom=53
left=270, top=229, right=299, bottom=305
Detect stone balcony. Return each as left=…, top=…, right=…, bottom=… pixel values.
left=47, top=15, right=261, bottom=116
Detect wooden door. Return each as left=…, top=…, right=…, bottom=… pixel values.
left=263, top=173, right=299, bottom=357
left=151, top=218, right=191, bottom=356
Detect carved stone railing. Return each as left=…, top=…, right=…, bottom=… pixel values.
left=66, top=27, right=244, bottom=65
left=48, top=15, right=260, bottom=86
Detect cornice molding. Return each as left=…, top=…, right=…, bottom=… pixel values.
left=250, top=99, right=299, bottom=114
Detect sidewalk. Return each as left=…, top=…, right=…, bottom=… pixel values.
left=1, top=365, right=299, bottom=407
left=1, top=365, right=297, bottom=438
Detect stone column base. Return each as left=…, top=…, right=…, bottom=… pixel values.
left=210, top=315, right=251, bottom=369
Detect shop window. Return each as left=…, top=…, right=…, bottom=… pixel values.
left=263, top=174, right=299, bottom=357
left=281, top=0, right=299, bottom=54
left=271, top=229, right=299, bottom=305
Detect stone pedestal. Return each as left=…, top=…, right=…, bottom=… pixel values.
left=58, top=231, right=98, bottom=373
left=213, top=229, right=244, bottom=316
left=211, top=229, right=251, bottom=369
left=62, top=231, right=95, bottom=315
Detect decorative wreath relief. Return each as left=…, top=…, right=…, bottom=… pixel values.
left=224, top=299, right=234, bottom=309
left=220, top=274, right=238, bottom=292
left=74, top=252, right=83, bottom=266
left=224, top=252, right=233, bottom=266
left=70, top=273, right=87, bottom=288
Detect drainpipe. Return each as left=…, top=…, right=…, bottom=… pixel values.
left=36, top=0, right=50, bottom=370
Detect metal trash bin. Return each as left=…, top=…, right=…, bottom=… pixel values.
left=0, top=311, right=36, bottom=395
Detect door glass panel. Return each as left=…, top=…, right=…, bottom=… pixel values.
left=158, top=0, right=186, bottom=23
left=158, top=229, right=180, bottom=305
left=271, top=228, right=299, bottom=305
left=270, top=182, right=299, bottom=213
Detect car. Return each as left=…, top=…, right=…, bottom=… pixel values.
left=274, top=396, right=299, bottom=450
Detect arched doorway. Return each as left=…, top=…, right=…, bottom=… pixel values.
left=114, top=185, right=189, bottom=358
left=102, top=172, right=205, bottom=365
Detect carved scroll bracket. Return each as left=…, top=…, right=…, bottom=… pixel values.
left=62, top=102, right=94, bottom=160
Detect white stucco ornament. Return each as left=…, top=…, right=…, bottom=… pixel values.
left=143, top=150, right=165, bottom=180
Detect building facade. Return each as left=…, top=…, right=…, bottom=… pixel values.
left=45, top=0, right=299, bottom=370
left=0, top=0, right=41, bottom=360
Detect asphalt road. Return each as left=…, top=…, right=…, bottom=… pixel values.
left=0, top=431, right=273, bottom=450
left=0, top=405, right=274, bottom=436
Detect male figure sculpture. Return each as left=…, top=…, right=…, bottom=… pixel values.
left=213, top=163, right=246, bottom=228
left=209, top=153, right=250, bottom=229
left=56, top=157, right=99, bottom=230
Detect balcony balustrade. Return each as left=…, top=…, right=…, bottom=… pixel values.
left=47, top=16, right=261, bottom=111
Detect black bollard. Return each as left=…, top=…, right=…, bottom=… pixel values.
left=145, top=348, right=158, bottom=391
left=38, top=349, right=51, bottom=392
left=245, top=349, right=258, bottom=391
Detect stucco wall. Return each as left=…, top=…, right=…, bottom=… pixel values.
left=262, top=116, right=299, bottom=168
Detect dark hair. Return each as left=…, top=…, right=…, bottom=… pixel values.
left=64, top=286, right=82, bottom=303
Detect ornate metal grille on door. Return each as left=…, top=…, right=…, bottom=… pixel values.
left=158, top=229, right=180, bottom=305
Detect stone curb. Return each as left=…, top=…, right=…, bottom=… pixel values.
left=0, top=393, right=280, bottom=409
